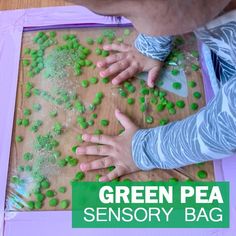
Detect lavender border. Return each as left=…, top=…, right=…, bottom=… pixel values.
left=0, top=6, right=235, bottom=236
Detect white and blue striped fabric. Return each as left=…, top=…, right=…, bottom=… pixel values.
left=132, top=10, right=236, bottom=170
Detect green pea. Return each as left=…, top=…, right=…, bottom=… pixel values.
left=96, top=37, right=103, bottom=44
left=127, top=85, right=136, bottom=93
left=196, top=162, right=205, bottom=167
left=140, top=104, right=147, bottom=113
left=75, top=171, right=85, bottom=181
left=95, top=174, right=102, bottom=182
left=197, top=170, right=207, bottom=179
left=159, top=118, right=169, bottom=126
left=81, top=80, right=89, bottom=88
left=185, top=178, right=193, bottom=182
left=22, top=119, right=30, bottom=127
left=76, top=134, right=83, bottom=143
left=24, top=48, right=31, bottom=55
left=58, top=186, right=67, bottom=193
left=95, top=48, right=102, bottom=55
left=35, top=193, right=45, bottom=202
left=53, top=122, right=63, bottom=135
left=41, top=180, right=50, bottom=189
left=117, top=37, right=124, bottom=43
left=124, top=28, right=131, bottom=36
left=190, top=103, right=199, bottom=110
left=25, top=91, right=32, bottom=98
left=127, top=98, right=135, bottom=105
left=88, top=120, right=94, bottom=126
left=16, top=119, right=22, bottom=126
left=156, top=104, right=165, bottom=112
left=101, top=77, right=110, bottom=84
left=32, top=103, right=42, bottom=111
left=85, top=60, right=93, bottom=66
left=101, top=50, right=109, bottom=57
left=94, top=129, right=103, bottom=135
left=17, top=166, right=24, bottom=172
left=172, top=82, right=182, bottom=90
left=193, top=91, right=202, bottom=99
left=25, top=81, right=33, bottom=91
left=79, top=121, right=89, bottom=129
left=33, top=88, right=41, bottom=96
left=150, top=97, right=158, bottom=104
left=27, top=201, right=35, bottom=210
left=72, top=145, right=78, bottom=153
left=25, top=165, right=32, bottom=172
left=77, top=116, right=86, bottom=123
left=49, top=31, right=56, bottom=38
left=159, top=91, right=167, bottom=98
left=191, top=64, right=199, bottom=71
left=118, top=129, right=125, bottom=134
left=169, top=177, right=178, bottom=182
left=100, top=119, right=109, bottom=127
left=146, top=116, right=154, bottom=124
left=23, top=152, right=33, bottom=161
left=16, top=135, right=23, bottom=143
left=45, top=190, right=55, bottom=198
left=63, top=34, right=69, bottom=41
left=171, top=69, right=180, bottom=76
left=108, top=166, right=115, bottom=172
left=22, top=59, right=30, bottom=66
left=23, top=108, right=31, bottom=116
left=89, top=77, right=98, bottom=84
left=140, top=87, right=149, bottom=95
left=96, top=92, right=104, bottom=99
left=69, top=158, right=78, bottom=167
left=91, top=113, right=98, bottom=119
left=139, top=97, right=145, bottom=104
left=166, top=102, right=175, bottom=109
left=168, top=108, right=176, bottom=115
left=191, top=50, right=199, bottom=58
left=119, top=88, right=128, bottom=97
left=60, top=200, right=70, bottom=209
left=57, top=159, right=67, bottom=168
left=188, top=80, right=197, bottom=88
left=49, top=198, right=59, bottom=207
left=123, top=178, right=132, bottom=182
left=49, top=110, right=57, bottom=118
left=86, top=37, right=94, bottom=45
left=176, top=100, right=185, bottom=108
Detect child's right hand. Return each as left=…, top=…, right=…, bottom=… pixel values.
left=97, top=43, right=163, bottom=88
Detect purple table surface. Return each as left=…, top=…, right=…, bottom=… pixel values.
left=0, top=6, right=235, bottom=236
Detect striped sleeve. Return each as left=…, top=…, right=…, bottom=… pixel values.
left=132, top=77, right=236, bottom=170
left=134, top=33, right=173, bottom=62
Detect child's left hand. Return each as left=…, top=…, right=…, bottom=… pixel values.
left=97, top=43, right=163, bottom=88
left=76, top=109, right=140, bottom=181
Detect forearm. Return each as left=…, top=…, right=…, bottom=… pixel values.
left=132, top=77, right=236, bottom=170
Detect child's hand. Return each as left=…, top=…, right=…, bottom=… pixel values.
left=97, top=43, right=163, bottom=88
left=76, top=109, right=140, bottom=181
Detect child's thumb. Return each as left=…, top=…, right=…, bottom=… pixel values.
left=115, top=109, right=135, bottom=130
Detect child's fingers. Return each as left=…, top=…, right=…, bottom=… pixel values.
left=82, top=133, right=115, bottom=146
left=97, top=52, right=126, bottom=68
left=115, top=109, right=134, bottom=130
left=76, top=145, right=112, bottom=156
left=80, top=157, right=113, bottom=172
left=103, top=43, right=131, bottom=52
left=99, top=59, right=129, bottom=77
left=99, top=167, right=125, bottom=182
left=112, top=66, right=138, bottom=85
left=147, top=66, right=161, bottom=88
